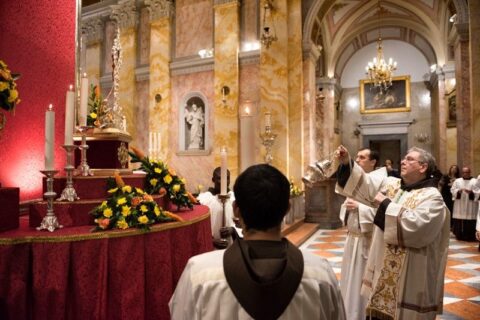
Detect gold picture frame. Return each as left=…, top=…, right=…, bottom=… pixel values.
left=446, top=89, right=456, bottom=128
left=360, top=75, right=411, bottom=114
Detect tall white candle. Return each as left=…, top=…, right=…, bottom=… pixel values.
left=156, top=132, right=161, bottom=156
left=265, top=111, right=272, bottom=128
left=220, top=147, right=228, bottom=195
left=64, top=85, right=75, bottom=145
left=149, top=132, right=153, bottom=156
left=45, top=104, right=55, bottom=170
left=79, top=73, right=88, bottom=126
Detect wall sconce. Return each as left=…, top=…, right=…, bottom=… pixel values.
left=260, top=0, right=277, bottom=49
left=221, top=86, right=230, bottom=106
left=155, top=93, right=162, bottom=103
left=316, top=87, right=325, bottom=103
left=414, top=133, right=430, bottom=144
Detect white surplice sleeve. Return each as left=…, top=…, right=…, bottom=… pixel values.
left=169, top=260, right=196, bottom=320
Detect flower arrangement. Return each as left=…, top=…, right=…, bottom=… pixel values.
left=289, top=179, right=304, bottom=197
left=87, top=84, right=101, bottom=126
left=90, top=173, right=184, bottom=231
left=129, top=147, right=198, bottom=210
left=0, top=60, right=20, bottom=112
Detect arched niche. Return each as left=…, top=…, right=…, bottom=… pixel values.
left=178, top=92, right=210, bottom=154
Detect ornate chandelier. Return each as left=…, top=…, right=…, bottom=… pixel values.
left=365, top=1, right=397, bottom=91
left=260, top=0, right=277, bottom=48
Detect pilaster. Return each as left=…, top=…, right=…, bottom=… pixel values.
left=469, top=0, right=480, bottom=173
left=146, top=0, right=173, bottom=162
left=213, top=0, right=240, bottom=178
left=110, top=0, right=138, bottom=141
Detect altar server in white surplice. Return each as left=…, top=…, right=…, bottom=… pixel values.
left=450, top=167, right=479, bottom=241
left=335, top=146, right=449, bottom=320
left=197, top=167, right=236, bottom=240
left=339, top=148, right=385, bottom=320
left=170, top=164, right=346, bottom=320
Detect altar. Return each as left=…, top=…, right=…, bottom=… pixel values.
left=0, top=205, right=212, bottom=320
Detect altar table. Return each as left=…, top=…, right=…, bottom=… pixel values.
left=0, top=205, right=212, bottom=320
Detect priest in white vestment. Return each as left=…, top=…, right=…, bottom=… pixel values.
left=451, top=167, right=479, bottom=241
left=170, top=164, right=346, bottom=320
left=335, top=146, right=449, bottom=320
left=339, top=148, right=384, bottom=320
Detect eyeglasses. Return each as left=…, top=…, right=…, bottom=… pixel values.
left=402, top=156, right=424, bottom=164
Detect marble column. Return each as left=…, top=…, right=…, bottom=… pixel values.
left=82, top=17, right=104, bottom=87
left=428, top=70, right=447, bottom=171
left=302, top=42, right=321, bottom=166
left=286, top=0, right=304, bottom=180
left=213, top=0, right=240, bottom=178
left=316, top=77, right=337, bottom=158
left=146, top=0, right=173, bottom=162
left=453, top=22, right=471, bottom=168
left=469, top=0, right=480, bottom=173
left=259, top=0, right=288, bottom=172
left=110, top=0, right=138, bottom=140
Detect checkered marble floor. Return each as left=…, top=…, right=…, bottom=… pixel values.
left=300, top=228, right=480, bottom=320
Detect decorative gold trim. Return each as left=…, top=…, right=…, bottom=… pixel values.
left=0, top=211, right=210, bottom=245
left=360, top=75, right=411, bottom=114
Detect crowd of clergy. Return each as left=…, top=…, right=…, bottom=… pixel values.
left=168, top=145, right=480, bottom=320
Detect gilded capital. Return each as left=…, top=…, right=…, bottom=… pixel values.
left=214, top=0, right=240, bottom=6
left=81, top=18, right=104, bottom=45
left=110, top=0, right=137, bottom=30
left=144, top=0, right=174, bottom=21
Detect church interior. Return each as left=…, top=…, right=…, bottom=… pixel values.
left=0, top=0, right=479, bottom=319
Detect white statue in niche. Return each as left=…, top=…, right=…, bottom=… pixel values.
left=185, top=103, right=205, bottom=150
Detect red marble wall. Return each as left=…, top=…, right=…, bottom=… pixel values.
left=0, top=0, right=76, bottom=201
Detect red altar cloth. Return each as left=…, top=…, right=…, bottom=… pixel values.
left=0, top=205, right=212, bottom=320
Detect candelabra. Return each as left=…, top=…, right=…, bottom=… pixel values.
left=260, top=126, right=277, bottom=165
left=57, top=145, right=80, bottom=201
left=37, top=170, right=63, bottom=232
left=214, top=194, right=231, bottom=249
left=75, top=126, right=94, bottom=176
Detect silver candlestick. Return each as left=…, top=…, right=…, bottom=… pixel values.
left=37, top=170, right=63, bottom=232
left=75, top=126, right=93, bottom=176
left=260, top=125, right=277, bottom=165
left=57, top=145, right=80, bottom=201
left=214, top=193, right=231, bottom=249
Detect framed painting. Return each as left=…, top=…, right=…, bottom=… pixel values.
left=360, top=75, right=411, bottom=114
left=446, top=89, right=456, bottom=128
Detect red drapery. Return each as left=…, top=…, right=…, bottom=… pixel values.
left=0, top=205, right=212, bottom=320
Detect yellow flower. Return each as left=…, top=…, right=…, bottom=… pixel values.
left=103, top=208, right=113, bottom=218
left=107, top=187, right=118, bottom=194
left=117, top=197, right=127, bottom=205
left=121, top=205, right=131, bottom=216
left=7, top=89, right=18, bottom=103
left=90, top=112, right=97, bottom=119
left=117, top=220, right=129, bottom=229
left=135, top=187, right=144, bottom=194
left=154, top=167, right=162, bottom=174
left=181, top=178, right=186, bottom=184
left=163, top=174, right=172, bottom=184
left=154, top=206, right=160, bottom=216
left=138, top=215, right=149, bottom=224
left=150, top=178, right=158, bottom=187
left=172, top=184, right=180, bottom=193
left=122, top=185, right=132, bottom=193
left=140, top=205, right=148, bottom=213
left=0, top=81, right=8, bottom=91
left=100, top=201, right=107, bottom=208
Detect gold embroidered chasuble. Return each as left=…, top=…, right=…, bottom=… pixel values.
left=336, top=163, right=450, bottom=320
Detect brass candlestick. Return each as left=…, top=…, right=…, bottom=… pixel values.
left=37, top=170, right=63, bottom=232
left=75, top=126, right=93, bottom=176
left=260, top=125, right=277, bottom=165
left=58, top=145, right=80, bottom=201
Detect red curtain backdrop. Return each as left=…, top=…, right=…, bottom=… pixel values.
left=0, top=1, right=75, bottom=201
